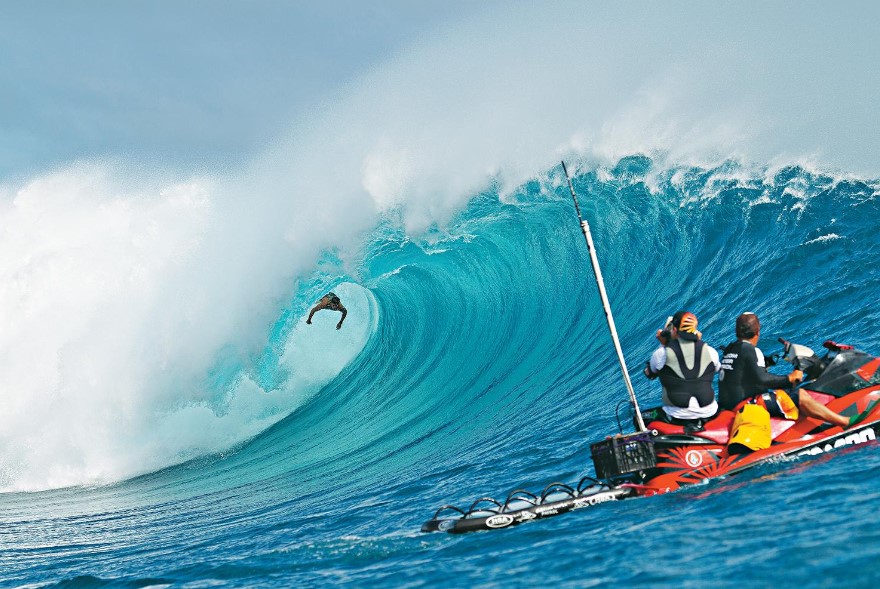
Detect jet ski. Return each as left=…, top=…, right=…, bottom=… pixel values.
left=421, top=337, right=880, bottom=533
left=627, top=338, right=880, bottom=497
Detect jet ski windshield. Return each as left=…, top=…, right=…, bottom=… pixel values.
left=807, top=350, right=880, bottom=397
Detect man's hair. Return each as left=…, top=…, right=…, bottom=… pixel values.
left=736, top=312, right=760, bottom=339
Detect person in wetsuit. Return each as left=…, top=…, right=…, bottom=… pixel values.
left=718, top=312, right=853, bottom=427
left=306, top=292, right=347, bottom=330
left=644, top=311, right=720, bottom=423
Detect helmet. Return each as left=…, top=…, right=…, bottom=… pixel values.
left=673, top=311, right=699, bottom=334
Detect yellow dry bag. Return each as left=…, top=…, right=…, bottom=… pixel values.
left=728, top=402, right=772, bottom=452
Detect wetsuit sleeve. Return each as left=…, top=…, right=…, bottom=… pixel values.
left=708, top=346, right=721, bottom=372
left=648, top=346, right=666, bottom=374
left=741, top=344, right=790, bottom=390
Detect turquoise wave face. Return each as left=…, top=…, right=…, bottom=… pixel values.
left=3, top=158, right=880, bottom=588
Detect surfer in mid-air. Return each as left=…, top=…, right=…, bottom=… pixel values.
left=307, top=292, right=347, bottom=330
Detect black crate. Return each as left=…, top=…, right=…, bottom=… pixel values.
left=590, top=433, right=656, bottom=480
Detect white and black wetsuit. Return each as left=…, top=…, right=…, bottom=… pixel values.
left=649, top=335, right=720, bottom=420
left=718, top=340, right=791, bottom=410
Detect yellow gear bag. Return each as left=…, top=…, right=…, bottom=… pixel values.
left=729, top=402, right=772, bottom=452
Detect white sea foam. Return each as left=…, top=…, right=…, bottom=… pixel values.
left=0, top=163, right=374, bottom=492
left=804, top=233, right=842, bottom=245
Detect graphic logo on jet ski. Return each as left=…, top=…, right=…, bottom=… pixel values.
left=686, top=450, right=704, bottom=467
left=485, top=514, right=515, bottom=528
left=798, top=428, right=876, bottom=457
left=572, top=493, right=618, bottom=509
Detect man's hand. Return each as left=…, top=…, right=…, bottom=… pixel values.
left=336, top=322, right=342, bottom=330
left=307, top=319, right=312, bottom=325
left=788, top=369, right=804, bottom=384
left=655, top=329, right=668, bottom=346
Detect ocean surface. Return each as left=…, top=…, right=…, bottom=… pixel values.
left=3, top=158, right=880, bottom=588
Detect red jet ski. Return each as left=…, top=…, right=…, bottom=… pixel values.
left=612, top=338, right=880, bottom=497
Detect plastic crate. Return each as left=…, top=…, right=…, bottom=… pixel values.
left=590, top=433, right=656, bottom=480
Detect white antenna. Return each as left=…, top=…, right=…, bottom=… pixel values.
left=561, top=161, right=646, bottom=432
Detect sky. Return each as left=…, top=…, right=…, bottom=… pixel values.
left=0, top=0, right=502, bottom=180
left=3, top=1, right=880, bottom=184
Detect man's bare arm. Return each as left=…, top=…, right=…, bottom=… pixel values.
left=336, top=305, right=347, bottom=329
left=307, top=301, right=329, bottom=324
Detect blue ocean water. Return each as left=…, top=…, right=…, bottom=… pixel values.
left=2, top=158, right=880, bottom=588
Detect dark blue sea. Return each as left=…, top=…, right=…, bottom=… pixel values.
left=2, top=158, right=880, bottom=588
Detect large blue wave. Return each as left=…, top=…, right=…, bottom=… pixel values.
left=3, top=157, right=880, bottom=588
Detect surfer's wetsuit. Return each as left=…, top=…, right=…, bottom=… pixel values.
left=718, top=340, right=794, bottom=411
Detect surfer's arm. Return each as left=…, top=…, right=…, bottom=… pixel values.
left=336, top=305, right=347, bottom=329
left=307, top=301, right=328, bottom=324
